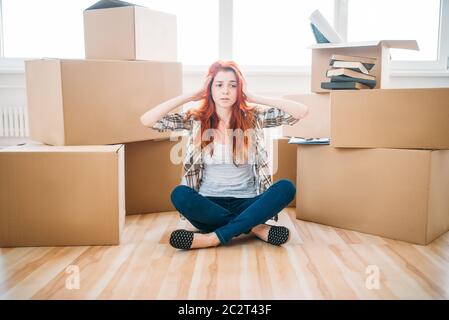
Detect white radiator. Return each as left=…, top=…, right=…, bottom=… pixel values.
left=0, top=106, right=29, bottom=137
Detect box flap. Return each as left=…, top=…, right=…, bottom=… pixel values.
left=381, top=40, right=419, bottom=50
left=309, top=40, right=419, bottom=50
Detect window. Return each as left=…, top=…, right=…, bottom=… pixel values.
left=2, top=0, right=93, bottom=59
left=0, top=0, right=447, bottom=71
left=347, top=0, right=441, bottom=61
left=1, top=0, right=218, bottom=65
left=132, top=0, right=219, bottom=65
left=233, top=0, right=334, bottom=66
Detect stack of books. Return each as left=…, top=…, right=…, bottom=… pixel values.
left=321, top=55, right=377, bottom=90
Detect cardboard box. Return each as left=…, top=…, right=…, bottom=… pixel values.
left=331, top=88, right=449, bottom=149
left=271, top=137, right=296, bottom=207
left=281, top=93, right=330, bottom=138
left=309, top=40, right=419, bottom=93
left=296, top=145, right=449, bottom=245
left=25, top=59, right=182, bottom=146
left=125, top=137, right=185, bottom=215
left=0, top=144, right=125, bottom=247
left=84, top=5, right=177, bottom=61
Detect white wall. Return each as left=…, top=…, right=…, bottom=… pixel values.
left=0, top=73, right=27, bottom=106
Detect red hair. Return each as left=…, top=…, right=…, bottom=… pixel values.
left=186, top=60, right=256, bottom=166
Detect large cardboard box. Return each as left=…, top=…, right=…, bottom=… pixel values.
left=296, top=145, right=449, bottom=245
left=25, top=59, right=182, bottom=146
left=331, top=88, right=449, bottom=149
left=125, top=137, right=185, bottom=215
left=0, top=144, right=125, bottom=247
left=281, top=93, right=330, bottom=138
left=271, top=137, right=296, bottom=207
left=84, top=5, right=177, bottom=61
left=309, top=40, right=418, bottom=93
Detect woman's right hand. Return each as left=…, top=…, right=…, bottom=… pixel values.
left=191, top=75, right=213, bottom=102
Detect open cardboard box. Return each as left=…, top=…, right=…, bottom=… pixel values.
left=309, top=40, right=419, bottom=93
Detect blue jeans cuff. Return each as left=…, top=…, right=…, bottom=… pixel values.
left=214, top=230, right=227, bottom=245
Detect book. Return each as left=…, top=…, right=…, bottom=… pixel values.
left=330, top=54, right=376, bottom=70
left=321, top=81, right=370, bottom=90
left=330, top=61, right=370, bottom=74
left=310, top=23, right=330, bottom=43
left=288, top=137, right=330, bottom=145
left=326, top=68, right=376, bottom=81
left=329, top=75, right=376, bottom=88
left=309, top=10, right=343, bottom=43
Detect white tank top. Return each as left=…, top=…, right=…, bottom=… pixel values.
left=198, top=142, right=257, bottom=198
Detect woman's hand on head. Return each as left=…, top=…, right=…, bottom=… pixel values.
left=241, top=76, right=255, bottom=103
left=191, top=75, right=213, bottom=102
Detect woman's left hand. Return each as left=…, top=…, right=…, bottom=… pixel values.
left=242, top=77, right=255, bottom=103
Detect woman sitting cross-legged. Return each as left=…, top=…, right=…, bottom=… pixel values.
left=140, top=60, right=309, bottom=250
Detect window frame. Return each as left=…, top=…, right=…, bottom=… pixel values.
left=0, top=0, right=447, bottom=75
left=342, top=0, right=448, bottom=72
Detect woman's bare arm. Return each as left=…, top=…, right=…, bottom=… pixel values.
left=241, top=76, right=309, bottom=120
left=140, top=93, right=194, bottom=128
left=247, top=94, right=310, bottom=120
left=140, top=75, right=213, bottom=128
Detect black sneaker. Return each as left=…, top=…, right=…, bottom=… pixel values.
left=266, top=225, right=291, bottom=246
left=169, top=229, right=195, bottom=250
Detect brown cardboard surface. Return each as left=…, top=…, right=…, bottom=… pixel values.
left=427, top=150, right=449, bottom=243
left=271, top=138, right=296, bottom=207
left=308, top=40, right=419, bottom=50
left=296, top=145, right=449, bottom=245
left=310, top=40, right=419, bottom=93
left=25, top=59, right=182, bottom=146
left=281, top=93, right=330, bottom=138
left=134, top=6, right=177, bottom=61
left=125, top=137, right=185, bottom=215
left=84, top=6, right=177, bottom=61
left=0, top=144, right=125, bottom=247
left=331, top=88, right=449, bottom=149
left=23, top=59, right=65, bottom=146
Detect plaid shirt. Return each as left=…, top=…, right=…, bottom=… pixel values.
left=152, top=105, right=299, bottom=222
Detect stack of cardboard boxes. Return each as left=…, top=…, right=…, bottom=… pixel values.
left=0, top=1, right=185, bottom=247
left=280, top=40, right=449, bottom=245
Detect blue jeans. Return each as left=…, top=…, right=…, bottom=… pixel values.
left=170, top=179, right=296, bottom=244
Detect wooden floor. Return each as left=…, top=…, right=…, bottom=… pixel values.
left=1, top=208, right=449, bottom=300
